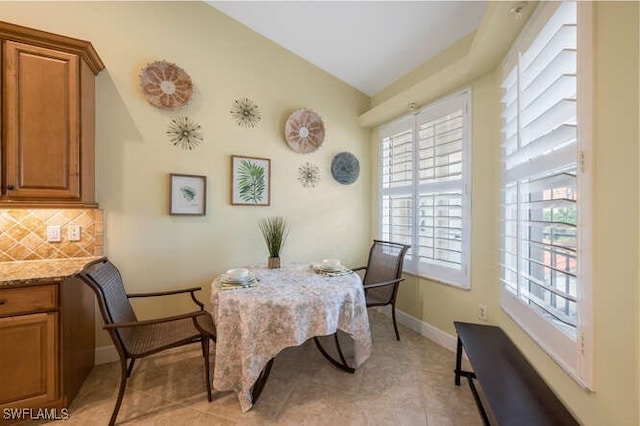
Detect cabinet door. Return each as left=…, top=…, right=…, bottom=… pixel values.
left=0, top=312, right=58, bottom=407
left=3, top=41, right=80, bottom=200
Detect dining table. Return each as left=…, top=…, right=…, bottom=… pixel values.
left=210, top=262, right=372, bottom=412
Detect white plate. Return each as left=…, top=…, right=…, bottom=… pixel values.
left=314, top=264, right=345, bottom=273
left=221, top=274, right=255, bottom=284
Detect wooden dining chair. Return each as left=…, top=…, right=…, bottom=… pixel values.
left=353, top=240, right=410, bottom=340
left=76, top=257, right=216, bottom=426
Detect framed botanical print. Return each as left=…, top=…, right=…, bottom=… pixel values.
left=231, top=156, right=271, bottom=206
left=170, top=174, right=206, bottom=215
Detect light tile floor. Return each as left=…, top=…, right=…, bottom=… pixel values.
left=51, top=312, right=482, bottom=425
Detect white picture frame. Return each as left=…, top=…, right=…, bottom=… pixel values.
left=170, top=173, right=206, bottom=215
left=231, top=156, right=271, bottom=206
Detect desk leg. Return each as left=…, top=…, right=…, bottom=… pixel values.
left=455, top=335, right=463, bottom=386
left=313, top=335, right=355, bottom=374
left=251, top=358, right=274, bottom=405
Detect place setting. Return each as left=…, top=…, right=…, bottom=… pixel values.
left=312, top=258, right=354, bottom=277
left=220, top=268, right=259, bottom=290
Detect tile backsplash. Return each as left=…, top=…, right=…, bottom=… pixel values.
left=0, top=209, right=104, bottom=262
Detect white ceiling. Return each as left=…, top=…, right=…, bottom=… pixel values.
left=208, top=1, right=488, bottom=96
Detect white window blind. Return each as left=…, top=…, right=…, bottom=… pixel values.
left=500, top=1, right=593, bottom=387
left=380, top=90, right=471, bottom=288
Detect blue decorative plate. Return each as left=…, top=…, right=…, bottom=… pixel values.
left=331, top=152, right=360, bottom=185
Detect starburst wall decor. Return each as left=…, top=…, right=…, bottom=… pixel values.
left=167, top=116, right=203, bottom=150
left=230, top=98, right=261, bottom=128
left=298, top=162, right=321, bottom=188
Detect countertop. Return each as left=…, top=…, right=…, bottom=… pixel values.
left=0, top=256, right=102, bottom=287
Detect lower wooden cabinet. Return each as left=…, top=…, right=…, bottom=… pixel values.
left=0, top=277, right=94, bottom=419
left=0, top=312, right=58, bottom=407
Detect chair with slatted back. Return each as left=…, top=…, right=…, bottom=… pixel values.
left=76, top=257, right=216, bottom=426
left=353, top=240, right=410, bottom=340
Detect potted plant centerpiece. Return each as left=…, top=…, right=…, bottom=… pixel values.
left=258, top=216, right=289, bottom=269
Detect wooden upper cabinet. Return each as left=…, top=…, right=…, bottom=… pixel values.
left=0, top=21, right=104, bottom=207
left=4, top=42, right=80, bottom=200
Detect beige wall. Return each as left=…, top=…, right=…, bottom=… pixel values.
left=2, top=2, right=638, bottom=424
left=0, top=2, right=372, bottom=347
left=373, top=2, right=639, bottom=425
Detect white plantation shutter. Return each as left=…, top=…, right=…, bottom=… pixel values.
left=380, top=90, right=470, bottom=288
left=500, top=1, right=592, bottom=387
left=380, top=116, right=414, bottom=256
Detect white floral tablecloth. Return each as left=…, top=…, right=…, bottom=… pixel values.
left=210, top=263, right=372, bottom=412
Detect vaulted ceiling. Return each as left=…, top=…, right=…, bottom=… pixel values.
left=208, top=1, right=488, bottom=96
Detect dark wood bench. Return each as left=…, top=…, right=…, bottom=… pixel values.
left=454, top=321, right=579, bottom=426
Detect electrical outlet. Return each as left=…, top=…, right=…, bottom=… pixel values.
left=68, top=225, right=81, bottom=241
left=46, top=225, right=61, bottom=242
left=477, top=304, right=488, bottom=321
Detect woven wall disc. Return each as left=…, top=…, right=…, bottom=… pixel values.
left=331, top=152, right=360, bottom=185
left=140, top=60, right=193, bottom=110
left=284, top=108, right=325, bottom=153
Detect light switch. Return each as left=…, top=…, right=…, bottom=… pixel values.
left=68, top=225, right=81, bottom=241
left=46, top=225, right=61, bottom=242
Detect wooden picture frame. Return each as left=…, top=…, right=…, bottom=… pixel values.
left=169, top=173, right=206, bottom=215
left=231, top=156, right=271, bottom=206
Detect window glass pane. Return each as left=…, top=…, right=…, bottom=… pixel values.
left=419, top=110, right=463, bottom=183
left=382, top=194, right=412, bottom=240
left=381, top=130, right=413, bottom=189
left=419, top=192, right=462, bottom=270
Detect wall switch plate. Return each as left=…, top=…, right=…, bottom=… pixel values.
left=46, top=225, right=61, bottom=242
left=477, top=304, right=488, bottom=321
left=68, top=225, right=81, bottom=241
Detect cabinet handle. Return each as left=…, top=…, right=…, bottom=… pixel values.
left=6, top=185, right=14, bottom=190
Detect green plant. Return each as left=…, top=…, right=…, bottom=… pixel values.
left=238, top=160, right=266, bottom=203
left=258, top=216, right=289, bottom=258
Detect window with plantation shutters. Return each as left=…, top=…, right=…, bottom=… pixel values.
left=499, top=1, right=593, bottom=388
left=380, top=116, right=414, bottom=257
left=380, top=90, right=471, bottom=288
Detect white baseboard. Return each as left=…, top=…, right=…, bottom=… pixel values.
left=95, top=344, right=119, bottom=365
left=376, top=306, right=458, bottom=353
left=395, top=308, right=458, bottom=352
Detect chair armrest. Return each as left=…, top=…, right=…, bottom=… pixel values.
left=127, top=287, right=205, bottom=310
left=103, top=310, right=208, bottom=330
left=363, top=278, right=404, bottom=290
left=127, top=286, right=202, bottom=298
left=351, top=266, right=367, bottom=272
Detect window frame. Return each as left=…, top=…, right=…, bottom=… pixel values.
left=378, top=89, right=472, bottom=289
left=499, top=1, right=593, bottom=389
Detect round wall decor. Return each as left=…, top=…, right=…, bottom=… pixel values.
left=140, top=60, right=193, bottom=110
left=284, top=108, right=325, bottom=153
left=331, top=152, right=360, bottom=185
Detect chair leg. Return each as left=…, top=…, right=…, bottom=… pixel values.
left=202, top=337, right=212, bottom=402
left=110, top=358, right=129, bottom=426
left=200, top=337, right=206, bottom=358
left=391, top=303, right=400, bottom=341
left=126, top=359, right=135, bottom=378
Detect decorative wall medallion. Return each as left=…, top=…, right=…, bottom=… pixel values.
left=285, top=108, right=325, bottom=153
left=230, top=98, right=261, bottom=128
left=298, top=162, right=321, bottom=188
left=140, top=60, right=193, bottom=110
left=167, top=117, right=203, bottom=150
left=331, top=152, right=360, bottom=185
